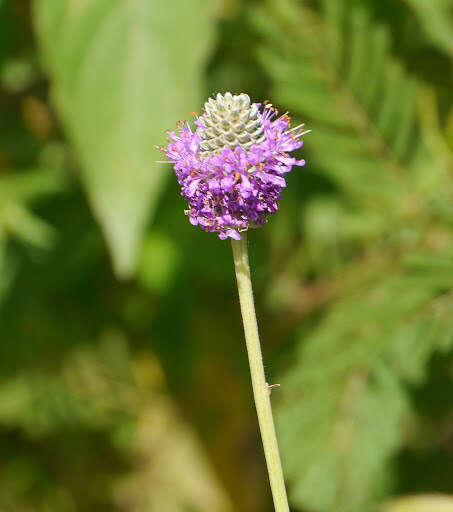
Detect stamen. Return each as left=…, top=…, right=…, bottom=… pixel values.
left=294, top=129, right=312, bottom=139
left=284, top=123, right=305, bottom=135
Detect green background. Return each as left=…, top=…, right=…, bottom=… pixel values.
left=1, top=0, right=453, bottom=511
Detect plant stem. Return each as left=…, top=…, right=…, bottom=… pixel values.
left=231, top=232, right=290, bottom=512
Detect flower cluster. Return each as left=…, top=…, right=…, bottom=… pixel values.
left=162, top=92, right=306, bottom=240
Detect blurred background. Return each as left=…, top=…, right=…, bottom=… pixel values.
left=1, top=0, right=453, bottom=511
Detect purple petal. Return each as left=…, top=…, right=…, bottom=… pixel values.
left=187, top=178, right=201, bottom=197
left=225, top=229, right=242, bottom=240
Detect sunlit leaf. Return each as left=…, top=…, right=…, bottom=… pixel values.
left=33, top=0, right=217, bottom=277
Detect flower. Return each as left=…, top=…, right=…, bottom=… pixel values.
left=161, top=92, right=307, bottom=240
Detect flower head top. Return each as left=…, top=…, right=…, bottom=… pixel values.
left=162, top=92, right=307, bottom=240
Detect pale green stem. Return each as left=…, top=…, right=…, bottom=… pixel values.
left=231, top=232, right=290, bottom=512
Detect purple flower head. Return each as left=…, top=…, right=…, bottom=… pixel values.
left=161, top=92, right=307, bottom=240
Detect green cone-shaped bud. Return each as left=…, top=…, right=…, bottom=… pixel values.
left=198, top=92, right=266, bottom=156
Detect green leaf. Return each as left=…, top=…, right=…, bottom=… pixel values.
left=280, top=362, right=407, bottom=512
left=403, top=0, right=453, bottom=56
left=33, top=0, right=216, bottom=278
left=253, top=0, right=418, bottom=209
left=0, top=168, right=66, bottom=202
left=3, top=201, right=55, bottom=249
left=278, top=276, right=452, bottom=512
left=253, top=5, right=453, bottom=510
left=382, top=495, right=453, bottom=512
left=0, top=168, right=66, bottom=250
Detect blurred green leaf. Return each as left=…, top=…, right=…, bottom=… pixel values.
left=281, top=362, right=407, bottom=512
left=0, top=331, right=233, bottom=512
left=0, top=168, right=66, bottom=250
left=382, top=494, right=453, bottom=512
left=253, top=1, right=419, bottom=237
left=279, top=276, right=453, bottom=512
left=138, top=231, right=180, bottom=294
left=0, top=167, right=66, bottom=201
left=33, top=0, right=217, bottom=278
left=2, top=201, right=55, bottom=248
left=253, top=1, right=453, bottom=510
left=403, top=0, right=453, bottom=56
left=0, top=56, right=37, bottom=92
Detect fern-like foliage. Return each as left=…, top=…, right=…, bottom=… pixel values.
left=403, top=0, right=453, bottom=56
left=251, top=1, right=453, bottom=511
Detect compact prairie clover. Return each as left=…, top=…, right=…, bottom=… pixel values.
left=161, top=92, right=307, bottom=240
